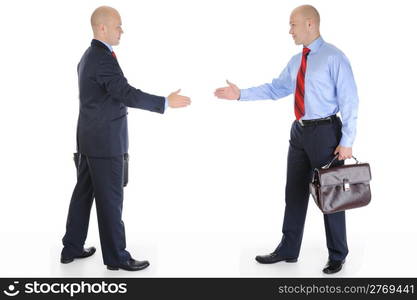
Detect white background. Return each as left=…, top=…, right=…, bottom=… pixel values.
left=0, top=0, right=416, bottom=277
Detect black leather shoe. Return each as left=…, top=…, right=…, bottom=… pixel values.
left=107, top=258, right=150, bottom=271
left=255, top=252, right=298, bottom=264
left=323, top=259, right=345, bottom=274
left=61, top=247, right=96, bottom=264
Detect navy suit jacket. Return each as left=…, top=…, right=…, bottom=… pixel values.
left=76, top=39, right=165, bottom=157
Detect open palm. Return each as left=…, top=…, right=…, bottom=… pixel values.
left=214, top=80, right=240, bottom=100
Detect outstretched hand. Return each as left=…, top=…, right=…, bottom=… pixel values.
left=167, top=89, right=191, bottom=108
left=214, top=80, right=240, bottom=100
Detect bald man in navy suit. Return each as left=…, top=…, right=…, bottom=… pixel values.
left=61, top=6, right=191, bottom=271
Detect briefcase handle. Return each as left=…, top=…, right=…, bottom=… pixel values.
left=323, top=154, right=359, bottom=169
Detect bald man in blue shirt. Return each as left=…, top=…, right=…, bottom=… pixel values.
left=215, top=5, right=359, bottom=274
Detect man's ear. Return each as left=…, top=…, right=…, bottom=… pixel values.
left=99, top=24, right=106, bottom=34
left=306, top=18, right=313, bottom=31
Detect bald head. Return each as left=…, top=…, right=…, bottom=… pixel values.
left=91, top=6, right=123, bottom=46
left=291, top=5, right=320, bottom=26
left=289, top=5, right=321, bottom=46
left=91, top=6, right=119, bottom=29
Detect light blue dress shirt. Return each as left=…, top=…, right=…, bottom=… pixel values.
left=239, top=36, right=359, bottom=147
left=97, top=39, right=169, bottom=111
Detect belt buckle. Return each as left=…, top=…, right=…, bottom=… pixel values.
left=298, top=119, right=304, bottom=126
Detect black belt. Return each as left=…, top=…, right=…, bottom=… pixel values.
left=297, top=115, right=338, bottom=127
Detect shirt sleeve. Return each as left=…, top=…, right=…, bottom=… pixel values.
left=332, top=54, right=359, bottom=147
left=239, top=59, right=294, bottom=101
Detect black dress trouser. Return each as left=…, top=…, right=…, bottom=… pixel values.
left=61, top=154, right=131, bottom=266
left=275, top=117, right=348, bottom=262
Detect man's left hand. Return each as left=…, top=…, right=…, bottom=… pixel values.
left=334, top=145, right=353, bottom=160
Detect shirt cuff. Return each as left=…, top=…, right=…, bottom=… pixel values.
left=339, top=135, right=354, bottom=148
left=165, top=97, right=169, bottom=111
left=238, top=89, right=249, bottom=101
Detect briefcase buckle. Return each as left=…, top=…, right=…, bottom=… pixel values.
left=343, top=179, right=350, bottom=192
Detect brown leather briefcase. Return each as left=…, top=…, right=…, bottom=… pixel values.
left=310, top=155, right=372, bottom=214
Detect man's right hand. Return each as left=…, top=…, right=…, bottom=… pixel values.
left=214, top=80, right=240, bottom=100
left=167, top=89, right=191, bottom=108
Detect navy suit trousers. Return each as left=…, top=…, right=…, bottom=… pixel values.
left=62, top=154, right=131, bottom=266
left=275, top=117, right=348, bottom=261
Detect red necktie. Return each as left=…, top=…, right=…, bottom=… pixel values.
left=294, top=47, right=311, bottom=120
left=111, top=51, right=117, bottom=59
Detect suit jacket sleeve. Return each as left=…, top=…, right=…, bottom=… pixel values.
left=96, top=54, right=165, bottom=114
